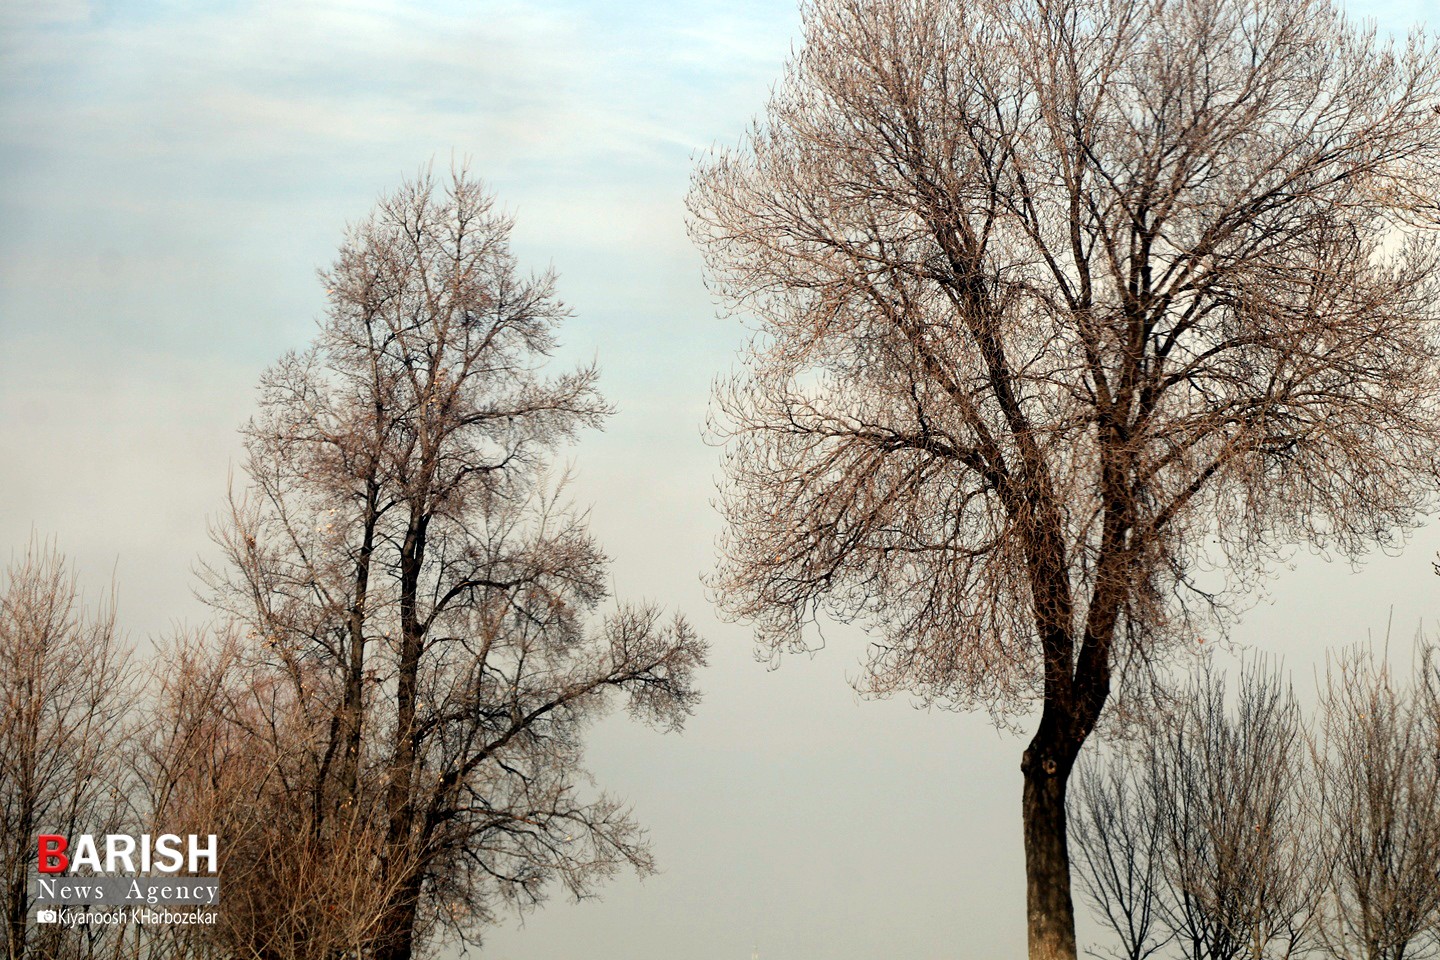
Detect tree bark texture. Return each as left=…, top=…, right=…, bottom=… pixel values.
left=1023, top=724, right=1080, bottom=960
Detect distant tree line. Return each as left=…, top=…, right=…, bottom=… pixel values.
left=1070, top=646, right=1440, bottom=960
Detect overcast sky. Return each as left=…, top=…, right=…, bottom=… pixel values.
left=2, top=1, right=1438, bottom=958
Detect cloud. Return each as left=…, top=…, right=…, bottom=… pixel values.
left=0, top=0, right=91, bottom=28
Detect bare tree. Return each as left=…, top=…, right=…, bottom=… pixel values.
left=1311, top=644, right=1440, bottom=960
left=195, top=168, right=706, bottom=960
left=688, top=0, right=1440, bottom=954
left=1071, top=659, right=1318, bottom=960
left=0, top=539, right=134, bottom=960
left=1070, top=750, right=1169, bottom=960
left=1152, top=660, right=1317, bottom=960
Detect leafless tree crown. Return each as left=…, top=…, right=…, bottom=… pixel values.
left=692, top=1, right=1440, bottom=955
left=175, top=168, right=706, bottom=959
left=0, top=540, right=134, bottom=960
left=691, top=0, right=1440, bottom=716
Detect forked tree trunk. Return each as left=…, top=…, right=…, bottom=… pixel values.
left=1022, top=717, right=1080, bottom=960
left=376, top=513, right=429, bottom=960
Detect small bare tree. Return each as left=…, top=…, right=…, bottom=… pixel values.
left=1071, top=659, right=1318, bottom=960
left=688, top=0, right=1440, bottom=954
left=1152, top=661, right=1317, bottom=960
left=196, top=168, right=706, bottom=960
left=0, top=540, right=134, bottom=960
left=1070, top=751, right=1169, bottom=960
left=1312, top=645, right=1440, bottom=960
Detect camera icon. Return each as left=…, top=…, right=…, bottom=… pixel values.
left=36, top=909, right=58, bottom=924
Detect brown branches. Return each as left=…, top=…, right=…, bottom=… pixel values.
left=690, top=0, right=1440, bottom=955
left=0, top=540, right=135, bottom=960
left=692, top=0, right=1440, bottom=713
left=171, top=167, right=706, bottom=960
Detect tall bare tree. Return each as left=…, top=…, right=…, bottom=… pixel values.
left=0, top=540, right=134, bottom=960
left=197, top=168, right=706, bottom=960
left=688, top=0, right=1440, bottom=955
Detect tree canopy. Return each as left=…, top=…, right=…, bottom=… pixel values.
left=690, top=0, right=1440, bottom=955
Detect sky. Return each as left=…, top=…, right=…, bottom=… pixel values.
left=1, top=1, right=1438, bottom=958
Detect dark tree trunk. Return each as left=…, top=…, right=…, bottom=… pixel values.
left=372, top=875, right=422, bottom=960
left=378, top=511, right=429, bottom=960
left=338, top=482, right=379, bottom=804
left=5, top=873, right=26, bottom=960
left=1022, top=718, right=1080, bottom=960
left=7, top=800, right=33, bottom=960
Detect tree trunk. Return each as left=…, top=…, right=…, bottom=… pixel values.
left=7, top=798, right=33, bottom=960
left=1022, top=726, right=1079, bottom=960
left=372, top=874, right=422, bottom=960
left=5, top=872, right=25, bottom=960
left=378, top=512, right=428, bottom=960
left=338, top=487, right=378, bottom=805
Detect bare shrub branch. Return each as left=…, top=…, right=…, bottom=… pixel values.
left=1071, top=658, right=1318, bottom=960
left=1312, top=643, right=1440, bottom=960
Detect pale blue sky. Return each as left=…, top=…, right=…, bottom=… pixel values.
left=2, top=2, right=1438, bottom=958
